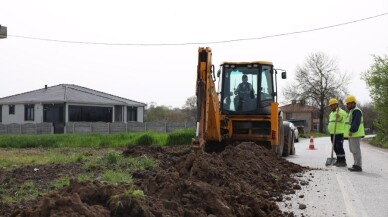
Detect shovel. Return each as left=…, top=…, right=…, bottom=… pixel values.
left=325, top=108, right=338, bottom=166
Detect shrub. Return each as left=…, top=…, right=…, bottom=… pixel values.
left=136, top=133, right=154, bottom=146
left=104, top=151, right=123, bottom=164
left=166, top=129, right=195, bottom=145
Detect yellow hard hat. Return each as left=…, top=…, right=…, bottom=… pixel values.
left=329, top=98, right=338, bottom=106
left=345, top=96, right=356, bottom=103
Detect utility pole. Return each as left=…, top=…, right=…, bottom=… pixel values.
left=0, top=25, right=7, bottom=39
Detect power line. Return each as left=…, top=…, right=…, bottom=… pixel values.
left=8, top=12, right=388, bottom=46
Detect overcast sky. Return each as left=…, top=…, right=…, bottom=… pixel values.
left=1, top=0, right=387, bottom=108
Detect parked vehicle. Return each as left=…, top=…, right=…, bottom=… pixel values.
left=289, top=122, right=299, bottom=142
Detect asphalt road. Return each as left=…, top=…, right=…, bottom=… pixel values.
left=278, top=135, right=388, bottom=217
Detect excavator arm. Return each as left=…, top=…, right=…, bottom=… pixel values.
left=193, top=47, right=222, bottom=148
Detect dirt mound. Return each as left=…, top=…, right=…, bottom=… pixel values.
left=10, top=142, right=306, bottom=217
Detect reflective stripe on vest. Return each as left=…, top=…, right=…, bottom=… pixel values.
left=327, top=108, right=346, bottom=134
left=344, top=107, right=365, bottom=138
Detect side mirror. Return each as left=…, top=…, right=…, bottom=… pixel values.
left=281, top=71, right=286, bottom=79
left=0, top=25, right=7, bottom=39
left=217, top=68, right=221, bottom=78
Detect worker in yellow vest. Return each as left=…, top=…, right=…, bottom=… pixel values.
left=344, top=96, right=365, bottom=172
left=327, top=98, right=347, bottom=167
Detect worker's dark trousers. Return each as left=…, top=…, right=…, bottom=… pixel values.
left=330, top=134, right=346, bottom=162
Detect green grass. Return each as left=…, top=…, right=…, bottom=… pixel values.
left=77, top=173, right=94, bottom=182
left=0, top=181, right=42, bottom=204
left=166, top=128, right=195, bottom=145
left=51, top=176, right=70, bottom=189
left=82, top=150, right=157, bottom=172
left=109, top=186, right=145, bottom=212
left=101, top=169, right=133, bottom=185
left=0, top=148, right=158, bottom=205
left=0, top=148, right=90, bottom=169
left=369, top=134, right=388, bottom=148
left=0, top=129, right=195, bottom=148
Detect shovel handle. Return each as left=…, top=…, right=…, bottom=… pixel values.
left=331, top=108, right=340, bottom=158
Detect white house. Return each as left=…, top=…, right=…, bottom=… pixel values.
left=0, top=84, right=146, bottom=133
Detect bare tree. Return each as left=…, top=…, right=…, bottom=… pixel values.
left=283, top=52, right=350, bottom=132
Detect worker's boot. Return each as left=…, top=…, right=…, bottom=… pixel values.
left=335, top=157, right=347, bottom=167
left=348, top=165, right=362, bottom=172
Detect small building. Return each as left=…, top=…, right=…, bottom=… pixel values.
left=279, top=101, right=320, bottom=134
left=0, top=84, right=146, bottom=133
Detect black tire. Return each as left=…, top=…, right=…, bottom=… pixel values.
left=290, top=140, right=296, bottom=155
left=290, top=131, right=296, bottom=155
left=275, top=116, right=284, bottom=157
left=282, top=128, right=292, bottom=157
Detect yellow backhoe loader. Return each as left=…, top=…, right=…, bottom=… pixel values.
left=193, top=47, right=295, bottom=156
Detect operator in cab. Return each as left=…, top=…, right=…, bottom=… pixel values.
left=234, top=75, right=253, bottom=96
left=234, top=74, right=255, bottom=111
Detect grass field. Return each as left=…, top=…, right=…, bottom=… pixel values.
left=0, top=128, right=195, bottom=148
left=0, top=129, right=194, bottom=205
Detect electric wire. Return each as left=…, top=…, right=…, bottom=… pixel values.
left=7, top=12, right=388, bottom=46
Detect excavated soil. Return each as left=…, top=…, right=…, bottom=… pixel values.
left=1, top=142, right=307, bottom=217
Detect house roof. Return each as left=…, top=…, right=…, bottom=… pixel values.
left=279, top=103, right=319, bottom=112
left=0, top=84, right=146, bottom=107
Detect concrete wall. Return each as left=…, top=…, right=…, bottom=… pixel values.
left=0, top=122, right=53, bottom=134
left=65, top=121, right=196, bottom=134
left=0, top=121, right=194, bottom=134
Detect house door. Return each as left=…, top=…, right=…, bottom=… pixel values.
left=43, top=104, right=65, bottom=134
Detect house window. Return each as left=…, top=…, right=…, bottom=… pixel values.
left=69, top=105, right=112, bottom=122
left=313, top=111, right=319, bottom=119
left=127, top=106, right=137, bottom=122
left=9, top=105, right=15, bottom=115
left=25, top=104, right=35, bottom=121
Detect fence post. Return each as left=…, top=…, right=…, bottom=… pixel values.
left=125, top=122, right=128, bottom=132
left=73, top=122, right=75, bottom=133
left=35, top=123, right=37, bottom=134
left=108, top=122, right=110, bottom=134
left=20, top=124, right=22, bottom=134
left=144, top=122, right=147, bottom=132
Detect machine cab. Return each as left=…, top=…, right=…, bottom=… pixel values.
left=219, top=62, right=277, bottom=115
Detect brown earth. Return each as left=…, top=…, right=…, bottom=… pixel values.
left=1, top=142, right=308, bottom=217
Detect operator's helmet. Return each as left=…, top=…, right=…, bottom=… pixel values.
left=242, top=74, right=248, bottom=80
